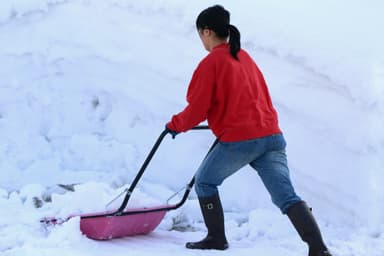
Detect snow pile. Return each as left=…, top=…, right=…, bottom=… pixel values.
left=0, top=0, right=67, bottom=23
left=0, top=0, right=383, bottom=255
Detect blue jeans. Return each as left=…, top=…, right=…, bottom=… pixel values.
left=194, top=134, right=301, bottom=214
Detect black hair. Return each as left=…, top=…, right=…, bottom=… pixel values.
left=196, top=5, right=241, bottom=60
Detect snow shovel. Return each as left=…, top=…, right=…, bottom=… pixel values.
left=41, top=125, right=214, bottom=240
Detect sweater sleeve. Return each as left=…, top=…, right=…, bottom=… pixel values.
left=167, top=57, right=216, bottom=132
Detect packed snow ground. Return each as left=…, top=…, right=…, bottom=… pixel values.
left=0, top=1, right=383, bottom=255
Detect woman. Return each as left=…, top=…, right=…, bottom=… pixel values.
left=166, top=5, right=332, bottom=256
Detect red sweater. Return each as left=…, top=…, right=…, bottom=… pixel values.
left=168, top=43, right=281, bottom=142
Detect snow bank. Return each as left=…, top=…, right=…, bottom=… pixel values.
left=0, top=1, right=383, bottom=255
left=0, top=0, right=67, bottom=23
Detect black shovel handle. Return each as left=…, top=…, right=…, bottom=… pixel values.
left=113, top=125, right=210, bottom=215
left=165, top=137, right=218, bottom=211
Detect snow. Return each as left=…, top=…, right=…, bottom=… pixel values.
left=0, top=0, right=383, bottom=255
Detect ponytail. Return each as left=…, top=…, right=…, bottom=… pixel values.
left=196, top=5, right=242, bottom=60
left=228, top=24, right=241, bottom=60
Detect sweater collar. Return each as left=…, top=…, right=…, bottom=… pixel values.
left=212, top=42, right=229, bottom=51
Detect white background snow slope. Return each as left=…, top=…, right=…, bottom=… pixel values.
left=0, top=1, right=383, bottom=255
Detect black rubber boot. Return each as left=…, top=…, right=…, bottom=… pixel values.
left=186, top=193, right=228, bottom=250
left=287, top=201, right=333, bottom=256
